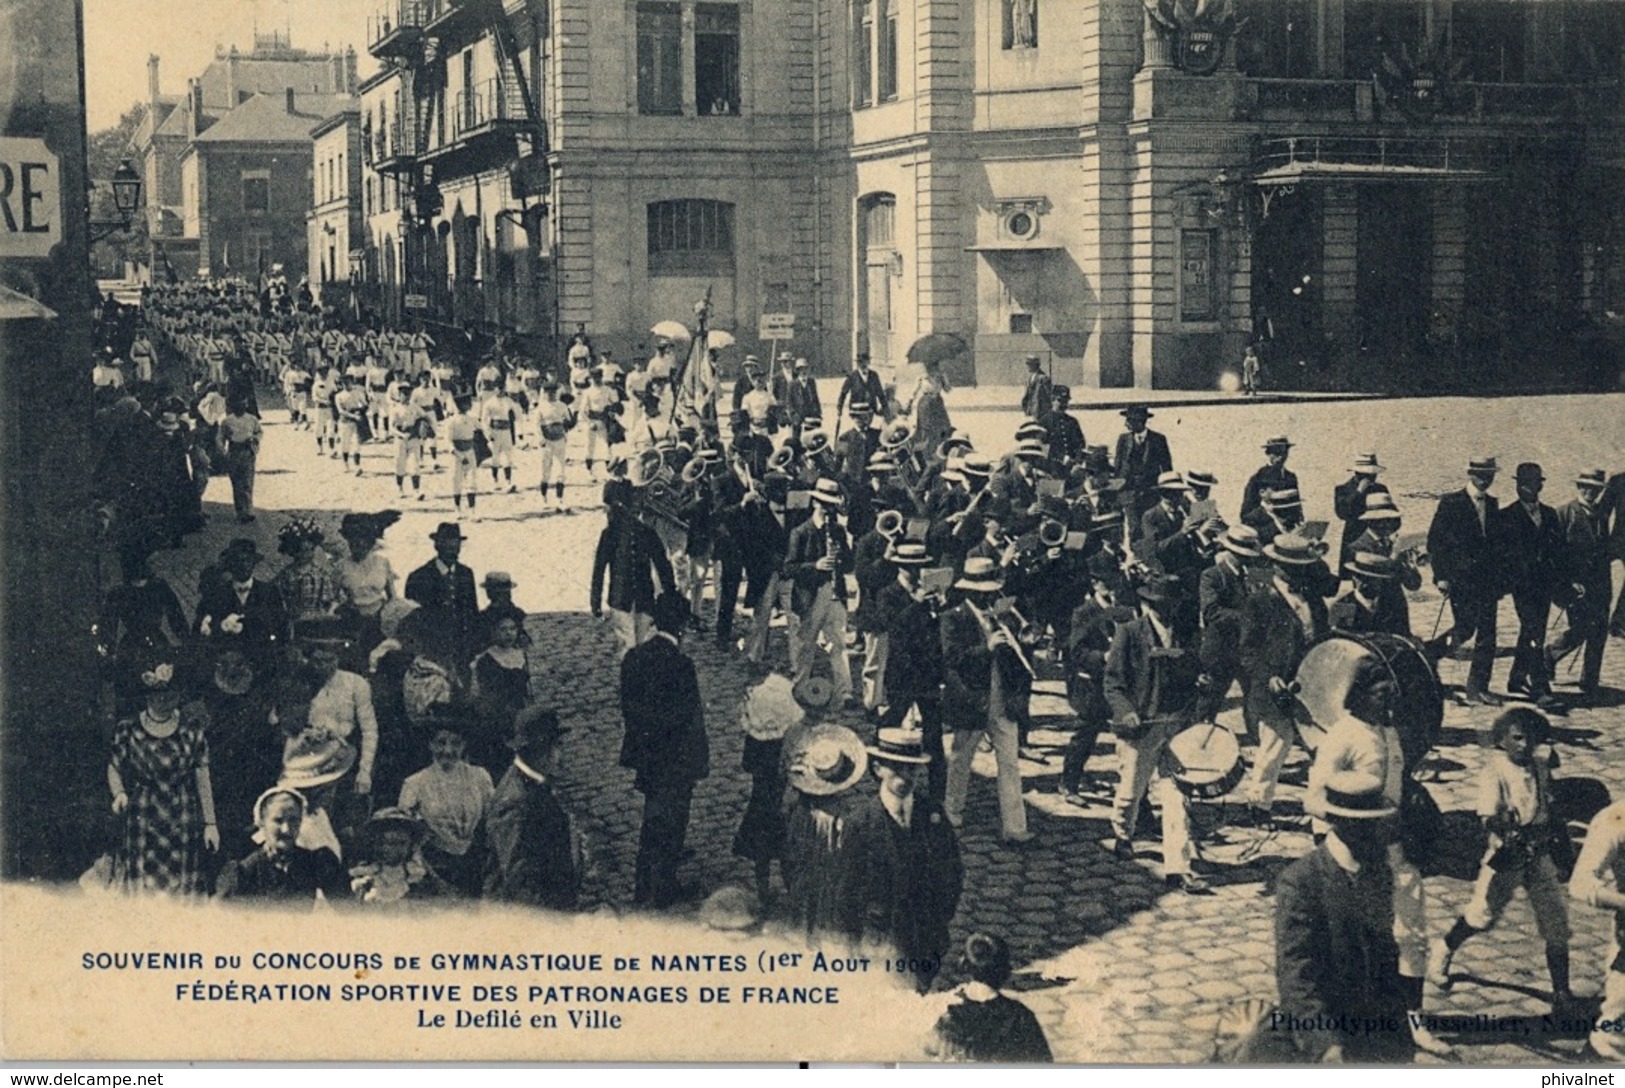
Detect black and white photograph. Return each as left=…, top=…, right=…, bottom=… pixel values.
left=2, top=0, right=1624, bottom=1068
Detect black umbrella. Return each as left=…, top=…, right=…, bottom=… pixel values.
left=905, top=332, right=969, bottom=365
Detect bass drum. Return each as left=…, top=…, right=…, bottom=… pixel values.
left=1292, top=631, right=1441, bottom=770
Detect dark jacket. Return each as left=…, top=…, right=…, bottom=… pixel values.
left=1241, top=464, right=1300, bottom=524
left=1198, top=560, right=1252, bottom=674
left=880, top=582, right=943, bottom=701
left=836, top=369, right=886, bottom=419
left=1496, top=500, right=1563, bottom=596
left=215, top=845, right=349, bottom=906
left=784, top=516, right=852, bottom=616
left=1555, top=498, right=1611, bottom=594
left=1329, top=587, right=1411, bottom=637
left=1020, top=371, right=1053, bottom=418
left=1239, top=580, right=1327, bottom=711
left=1103, top=613, right=1201, bottom=729
left=194, top=577, right=289, bottom=670
left=1066, top=596, right=1122, bottom=721
left=1037, top=409, right=1085, bottom=465
left=404, top=558, right=481, bottom=668
left=590, top=514, right=676, bottom=615
left=1332, top=477, right=1391, bottom=575
left=1274, top=843, right=1409, bottom=1061
left=1426, top=489, right=1501, bottom=599
left=851, top=529, right=895, bottom=633
left=1111, top=429, right=1173, bottom=496
left=940, top=601, right=1029, bottom=726
left=482, top=766, right=581, bottom=910
left=618, top=634, right=709, bottom=791
left=784, top=376, right=822, bottom=429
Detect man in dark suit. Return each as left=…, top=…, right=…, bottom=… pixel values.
left=835, top=353, right=887, bottom=426
left=1240, top=436, right=1299, bottom=525
left=1196, top=524, right=1263, bottom=728
left=1497, top=462, right=1563, bottom=703
left=876, top=542, right=947, bottom=800
left=1548, top=470, right=1612, bottom=699
left=484, top=707, right=582, bottom=910
left=835, top=729, right=963, bottom=993
left=1104, top=574, right=1209, bottom=892
left=782, top=357, right=823, bottom=434
left=619, top=594, right=709, bottom=908
left=1019, top=355, right=1052, bottom=419
left=1061, top=577, right=1126, bottom=804
left=1274, top=770, right=1412, bottom=1063
left=194, top=537, right=288, bottom=676
left=835, top=401, right=882, bottom=495
left=1602, top=468, right=1625, bottom=638
left=1425, top=456, right=1504, bottom=704
left=404, top=522, right=481, bottom=675
left=590, top=496, right=677, bottom=654
left=1111, top=405, right=1173, bottom=544
left=1331, top=453, right=1390, bottom=578
left=1329, top=553, right=1411, bottom=637
left=1241, top=534, right=1332, bottom=827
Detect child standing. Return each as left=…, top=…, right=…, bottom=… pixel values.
left=1429, top=708, right=1575, bottom=1015
left=731, top=670, right=810, bottom=907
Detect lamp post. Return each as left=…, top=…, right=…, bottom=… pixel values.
left=88, top=160, right=142, bottom=243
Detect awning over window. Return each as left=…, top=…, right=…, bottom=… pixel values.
left=1252, top=161, right=1495, bottom=186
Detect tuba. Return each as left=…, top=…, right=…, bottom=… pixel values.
left=876, top=509, right=906, bottom=540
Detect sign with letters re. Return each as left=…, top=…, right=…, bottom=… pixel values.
left=0, top=137, right=62, bottom=258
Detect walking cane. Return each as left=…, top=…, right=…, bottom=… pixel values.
left=1427, top=596, right=1448, bottom=642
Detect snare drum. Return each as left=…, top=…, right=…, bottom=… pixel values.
left=1167, top=722, right=1244, bottom=800
left=1292, top=631, right=1441, bottom=770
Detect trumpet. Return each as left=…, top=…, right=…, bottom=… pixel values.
left=966, top=599, right=1037, bottom=679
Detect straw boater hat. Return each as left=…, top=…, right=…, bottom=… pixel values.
left=1359, top=492, right=1402, bottom=521
left=1349, top=553, right=1399, bottom=581
left=809, top=478, right=844, bottom=507
left=955, top=556, right=1005, bottom=593
left=1263, top=488, right=1303, bottom=510
left=1185, top=470, right=1218, bottom=491
left=1015, top=420, right=1049, bottom=444
left=1219, top=524, right=1263, bottom=558
left=1263, top=435, right=1293, bottom=452
left=886, top=541, right=933, bottom=566
left=482, top=571, right=517, bottom=591
left=960, top=453, right=993, bottom=478
left=739, top=673, right=805, bottom=743
left=1468, top=455, right=1499, bottom=475
left=1013, top=439, right=1048, bottom=461
left=785, top=724, right=868, bottom=796
left=1264, top=533, right=1321, bottom=567
left=1352, top=452, right=1385, bottom=476
left=279, top=733, right=358, bottom=790
left=1155, top=470, right=1188, bottom=492
left=1321, top=770, right=1397, bottom=821
left=1576, top=469, right=1607, bottom=490
left=867, top=727, right=932, bottom=766
left=867, top=451, right=901, bottom=475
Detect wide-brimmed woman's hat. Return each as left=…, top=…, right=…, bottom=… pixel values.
left=1322, top=770, right=1397, bottom=820
left=785, top=724, right=869, bottom=796
left=867, top=727, right=931, bottom=766
left=279, top=733, right=358, bottom=789
left=1360, top=492, right=1402, bottom=521
left=955, top=556, right=1004, bottom=592
left=740, top=674, right=805, bottom=742
left=1264, top=533, right=1322, bottom=566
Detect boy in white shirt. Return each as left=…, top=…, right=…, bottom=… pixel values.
left=533, top=382, right=575, bottom=511
left=478, top=388, right=520, bottom=492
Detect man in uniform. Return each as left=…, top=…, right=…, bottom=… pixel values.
left=1426, top=456, right=1504, bottom=705
left=1038, top=385, right=1085, bottom=466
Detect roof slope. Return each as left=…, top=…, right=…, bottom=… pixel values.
left=192, top=91, right=355, bottom=144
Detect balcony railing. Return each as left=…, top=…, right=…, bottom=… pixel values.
left=1246, top=76, right=1616, bottom=123
left=1255, top=135, right=1507, bottom=173
left=368, top=0, right=425, bottom=56
left=448, top=79, right=529, bottom=142
left=364, top=117, right=420, bottom=172
left=423, top=0, right=488, bottom=38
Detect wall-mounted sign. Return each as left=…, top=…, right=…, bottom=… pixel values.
left=0, top=138, right=62, bottom=258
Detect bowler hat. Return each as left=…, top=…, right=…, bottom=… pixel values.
left=1263, top=435, right=1293, bottom=451
left=429, top=521, right=467, bottom=543
left=1514, top=462, right=1545, bottom=485
left=508, top=704, right=569, bottom=751
left=651, top=593, right=693, bottom=632
left=1120, top=405, right=1153, bottom=420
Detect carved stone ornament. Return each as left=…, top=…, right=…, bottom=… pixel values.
left=1143, top=0, right=1239, bottom=76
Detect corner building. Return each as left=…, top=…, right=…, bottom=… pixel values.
left=360, top=0, right=1625, bottom=388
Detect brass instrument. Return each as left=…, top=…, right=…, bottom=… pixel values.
left=680, top=457, right=708, bottom=486
left=875, top=509, right=906, bottom=539
left=1038, top=518, right=1068, bottom=549
left=966, top=599, right=1037, bottom=679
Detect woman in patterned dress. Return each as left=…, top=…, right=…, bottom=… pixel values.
left=106, top=661, right=220, bottom=895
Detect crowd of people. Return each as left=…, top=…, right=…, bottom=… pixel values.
left=81, top=277, right=1625, bottom=1063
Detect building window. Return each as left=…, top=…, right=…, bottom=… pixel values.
left=242, top=170, right=270, bottom=213
left=1451, top=1, right=1528, bottom=83
left=1344, top=0, right=1423, bottom=81
left=696, top=4, right=740, bottom=115
left=648, top=199, right=735, bottom=275
left=1180, top=229, right=1218, bottom=322
left=1238, top=0, right=1314, bottom=78
left=863, top=193, right=895, bottom=247
left=854, top=1, right=873, bottom=107
left=1002, top=0, right=1038, bottom=50
left=879, top=0, right=899, bottom=99
left=637, top=2, right=684, bottom=115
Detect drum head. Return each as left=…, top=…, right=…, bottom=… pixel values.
left=1167, top=723, right=1244, bottom=800
left=1293, top=632, right=1441, bottom=767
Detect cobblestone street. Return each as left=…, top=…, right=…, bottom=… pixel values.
left=145, top=388, right=1625, bottom=1063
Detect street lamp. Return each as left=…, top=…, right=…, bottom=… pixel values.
left=89, top=160, right=142, bottom=242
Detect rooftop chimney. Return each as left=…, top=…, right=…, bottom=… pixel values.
left=330, top=53, right=345, bottom=93
left=226, top=46, right=240, bottom=107
left=189, top=79, right=204, bottom=138
left=147, top=55, right=160, bottom=106
left=345, top=46, right=358, bottom=94
left=286, top=87, right=297, bottom=114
